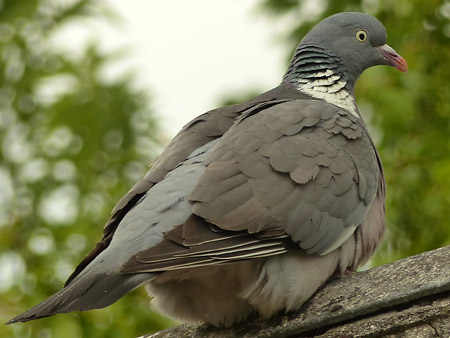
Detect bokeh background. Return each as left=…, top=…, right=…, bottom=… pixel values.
left=1, top=0, right=449, bottom=337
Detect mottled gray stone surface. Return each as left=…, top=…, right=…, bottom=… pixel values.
left=142, top=246, right=450, bottom=338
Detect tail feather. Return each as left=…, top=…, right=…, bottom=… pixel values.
left=7, top=272, right=151, bottom=324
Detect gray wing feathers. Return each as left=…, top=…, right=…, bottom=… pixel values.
left=122, top=215, right=294, bottom=273
left=123, top=98, right=380, bottom=275
left=190, top=100, right=380, bottom=255
left=67, top=89, right=307, bottom=285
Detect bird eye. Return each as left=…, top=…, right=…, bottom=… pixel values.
left=356, top=30, right=368, bottom=42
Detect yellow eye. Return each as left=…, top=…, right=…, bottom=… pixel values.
left=356, top=30, right=368, bottom=42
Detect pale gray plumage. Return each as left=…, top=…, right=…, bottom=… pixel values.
left=8, top=12, right=407, bottom=327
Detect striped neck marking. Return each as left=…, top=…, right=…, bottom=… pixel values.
left=284, top=45, right=358, bottom=117
left=294, top=70, right=357, bottom=117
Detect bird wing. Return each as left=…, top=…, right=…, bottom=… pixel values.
left=122, top=99, right=381, bottom=273
left=65, top=85, right=309, bottom=285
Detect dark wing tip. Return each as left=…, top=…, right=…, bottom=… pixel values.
left=5, top=318, right=18, bottom=325
left=6, top=309, right=50, bottom=325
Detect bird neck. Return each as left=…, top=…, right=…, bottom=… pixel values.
left=283, top=45, right=358, bottom=117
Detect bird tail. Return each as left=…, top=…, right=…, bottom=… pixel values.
left=6, top=271, right=151, bottom=324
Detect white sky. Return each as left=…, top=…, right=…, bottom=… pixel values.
left=67, top=0, right=290, bottom=137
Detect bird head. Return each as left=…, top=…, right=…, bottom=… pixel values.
left=292, top=12, right=407, bottom=90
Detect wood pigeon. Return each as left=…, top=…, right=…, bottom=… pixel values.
left=9, top=12, right=407, bottom=327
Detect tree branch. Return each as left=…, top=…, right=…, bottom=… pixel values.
left=142, top=245, right=450, bottom=338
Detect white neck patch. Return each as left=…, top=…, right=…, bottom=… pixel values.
left=295, top=70, right=358, bottom=117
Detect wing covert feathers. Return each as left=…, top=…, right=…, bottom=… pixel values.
left=124, top=98, right=382, bottom=273
left=190, top=100, right=379, bottom=255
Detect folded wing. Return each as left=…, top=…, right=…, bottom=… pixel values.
left=122, top=99, right=381, bottom=273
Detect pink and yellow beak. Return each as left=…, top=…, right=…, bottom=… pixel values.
left=376, top=44, right=408, bottom=72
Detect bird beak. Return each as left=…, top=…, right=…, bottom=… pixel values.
left=376, top=44, right=408, bottom=72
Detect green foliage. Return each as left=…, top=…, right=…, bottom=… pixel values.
left=257, top=0, right=450, bottom=264
left=0, top=0, right=174, bottom=336
left=2, top=0, right=449, bottom=336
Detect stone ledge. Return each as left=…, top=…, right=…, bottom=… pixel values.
left=142, top=245, right=450, bottom=338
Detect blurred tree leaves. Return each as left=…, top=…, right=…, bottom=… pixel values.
left=257, top=0, right=450, bottom=263
left=0, top=0, right=174, bottom=337
left=1, top=0, right=449, bottom=336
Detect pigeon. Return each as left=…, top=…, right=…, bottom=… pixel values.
left=8, top=12, right=407, bottom=327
